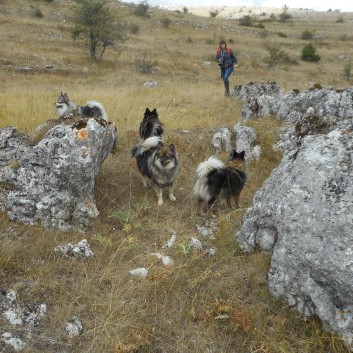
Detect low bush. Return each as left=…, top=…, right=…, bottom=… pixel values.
left=209, top=10, right=219, bottom=18
left=239, top=15, right=253, bottom=27
left=265, top=44, right=291, bottom=69
left=134, top=0, right=150, bottom=17
left=301, top=43, right=321, bottom=62
left=276, top=31, right=288, bottom=38
left=161, top=18, right=172, bottom=28
left=343, top=60, right=352, bottom=81
left=301, top=29, right=314, bottom=40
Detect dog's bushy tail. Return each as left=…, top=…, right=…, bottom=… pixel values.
left=193, top=156, right=224, bottom=202
left=131, top=136, right=162, bottom=158
left=86, top=101, right=108, bottom=120
left=194, top=156, right=224, bottom=180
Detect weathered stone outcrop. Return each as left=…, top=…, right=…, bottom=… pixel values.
left=0, top=117, right=117, bottom=230
left=233, top=81, right=353, bottom=347
left=234, top=122, right=261, bottom=160
left=236, top=129, right=353, bottom=347
left=233, top=81, right=353, bottom=121
left=211, top=124, right=261, bottom=160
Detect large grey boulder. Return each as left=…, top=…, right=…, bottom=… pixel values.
left=236, top=129, right=353, bottom=347
left=0, top=117, right=116, bottom=230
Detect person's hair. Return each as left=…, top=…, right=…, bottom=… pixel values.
left=219, top=40, right=227, bottom=48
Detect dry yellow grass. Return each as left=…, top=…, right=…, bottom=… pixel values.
left=0, top=1, right=352, bottom=352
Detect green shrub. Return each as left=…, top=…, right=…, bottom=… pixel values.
left=134, top=0, right=150, bottom=17
left=254, top=22, right=265, bottom=29
left=259, top=29, right=269, bottom=39
left=33, top=7, right=43, bottom=18
left=136, top=56, right=158, bottom=74
left=301, top=29, right=314, bottom=40
left=343, top=60, right=352, bottom=81
left=129, top=24, right=140, bottom=34
left=239, top=15, right=253, bottom=27
left=276, top=31, right=288, bottom=38
left=279, top=5, right=292, bottom=22
left=269, top=13, right=277, bottom=21
left=182, top=6, right=188, bottom=14
left=161, top=18, right=172, bottom=28
left=301, top=43, right=321, bottom=62
left=265, top=43, right=291, bottom=69
left=279, top=12, right=292, bottom=21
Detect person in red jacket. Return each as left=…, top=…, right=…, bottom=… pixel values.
left=215, top=40, right=238, bottom=96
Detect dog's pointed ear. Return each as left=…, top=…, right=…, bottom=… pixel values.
left=63, top=92, right=69, bottom=100
left=157, top=141, right=164, bottom=149
left=168, top=144, right=175, bottom=152
left=152, top=108, right=157, bottom=114
left=145, top=108, right=150, bottom=114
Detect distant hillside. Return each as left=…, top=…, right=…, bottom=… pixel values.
left=149, top=4, right=339, bottom=19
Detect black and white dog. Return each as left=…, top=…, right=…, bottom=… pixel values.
left=193, top=151, right=247, bottom=217
left=54, top=92, right=108, bottom=120
left=139, top=108, right=164, bottom=140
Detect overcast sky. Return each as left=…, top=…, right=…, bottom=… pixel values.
left=145, top=0, right=353, bottom=12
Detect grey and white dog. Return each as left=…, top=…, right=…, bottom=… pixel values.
left=131, top=136, right=179, bottom=206
left=54, top=92, right=108, bottom=120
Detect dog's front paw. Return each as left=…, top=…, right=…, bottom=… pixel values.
left=169, top=194, right=176, bottom=201
left=158, top=198, right=164, bottom=206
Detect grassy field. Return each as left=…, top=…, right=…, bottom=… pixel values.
left=1, top=1, right=353, bottom=352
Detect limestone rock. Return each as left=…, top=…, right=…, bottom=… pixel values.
left=236, top=129, right=353, bottom=347
left=234, top=122, right=261, bottom=160
left=233, top=81, right=353, bottom=122
left=0, top=117, right=117, bottom=230
left=211, top=127, right=232, bottom=152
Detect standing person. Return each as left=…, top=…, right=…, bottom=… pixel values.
left=215, top=40, right=237, bottom=96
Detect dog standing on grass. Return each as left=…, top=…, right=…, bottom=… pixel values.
left=131, top=136, right=179, bottom=206
left=131, top=108, right=179, bottom=206
left=193, top=150, right=247, bottom=217
left=54, top=92, right=108, bottom=120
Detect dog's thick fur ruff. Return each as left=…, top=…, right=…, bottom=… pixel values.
left=131, top=136, right=179, bottom=206
left=193, top=150, right=247, bottom=217
left=139, top=108, right=164, bottom=140
left=54, top=92, right=108, bottom=120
